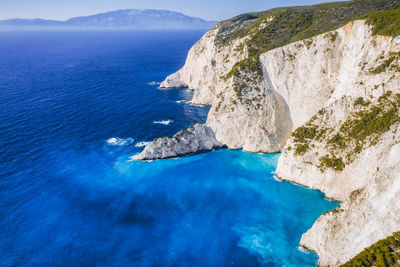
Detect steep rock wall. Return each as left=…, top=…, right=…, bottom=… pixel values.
left=274, top=22, right=400, bottom=265
left=141, top=19, right=400, bottom=266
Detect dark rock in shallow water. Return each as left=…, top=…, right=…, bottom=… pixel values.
left=134, top=124, right=225, bottom=160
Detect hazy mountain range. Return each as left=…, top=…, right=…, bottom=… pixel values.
left=0, top=9, right=218, bottom=30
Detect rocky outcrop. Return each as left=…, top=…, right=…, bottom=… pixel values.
left=272, top=22, right=400, bottom=265
left=159, top=28, right=250, bottom=105
left=274, top=19, right=400, bottom=200
left=159, top=20, right=400, bottom=154
left=300, top=134, right=400, bottom=265
left=159, top=74, right=187, bottom=89
left=134, top=124, right=224, bottom=160
left=138, top=11, right=400, bottom=267
left=160, top=27, right=294, bottom=152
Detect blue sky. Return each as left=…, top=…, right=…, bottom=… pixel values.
left=0, top=0, right=344, bottom=21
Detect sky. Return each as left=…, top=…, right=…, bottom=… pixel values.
left=0, top=0, right=346, bottom=21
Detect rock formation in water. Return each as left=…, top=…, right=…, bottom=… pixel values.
left=134, top=124, right=224, bottom=160
left=138, top=1, right=400, bottom=265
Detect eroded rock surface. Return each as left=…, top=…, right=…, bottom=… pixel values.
left=134, top=124, right=224, bottom=160
left=137, top=15, right=400, bottom=266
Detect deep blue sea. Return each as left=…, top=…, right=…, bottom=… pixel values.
left=0, top=30, right=338, bottom=266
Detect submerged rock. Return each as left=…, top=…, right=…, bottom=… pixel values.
left=134, top=124, right=225, bottom=160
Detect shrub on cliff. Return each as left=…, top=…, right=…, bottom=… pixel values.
left=341, top=232, right=400, bottom=267
left=215, top=0, right=400, bottom=55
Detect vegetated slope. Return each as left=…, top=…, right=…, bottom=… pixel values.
left=290, top=91, right=400, bottom=173
left=273, top=7, right=400, bottom=266
left=361, top=8, right=400, bottom=36
left=280, top=8, right=400, bottom=170
left=214, top=0, right=400, bottom=56
left=341, top=232, right=400, bottom=267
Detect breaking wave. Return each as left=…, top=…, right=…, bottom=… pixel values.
left=106, top=137, right=135, bottom=146
left=153, top=120, right=173, bottom=125
left=148, top=81, right=161, bottom=85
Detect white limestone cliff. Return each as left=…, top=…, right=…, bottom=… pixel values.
left=300, top=130, right=400, bottom=265
left=139, top=19, right=400, bottom=266
left=159, top=28, right=249, bottom=105
left=159, top=20, right=400, bottom=153
left=271, top=21, right=400, bottom=266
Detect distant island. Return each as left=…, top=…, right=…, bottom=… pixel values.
left=0, top=9, right=217, bottom=30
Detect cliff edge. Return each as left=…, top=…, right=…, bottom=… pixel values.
left=137, top=2, right=400, bottom=266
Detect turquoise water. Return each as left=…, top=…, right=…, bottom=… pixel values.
left=0, top=30, right=338, bottom=266
left=50, top=149, right=338, bottom=266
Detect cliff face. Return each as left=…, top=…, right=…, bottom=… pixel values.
left=275, top=20, right=400, bottom=200
left=300, top=137, right=400, bottom=265
left=272, top=22, right=400, bottom=264
left=159, top=28, right=248, bottom=105
left=138, top=9, right=400, bottom=267
left=160, top=24, right=293, bottom=152
left=159, top=20, right=400, bottom=154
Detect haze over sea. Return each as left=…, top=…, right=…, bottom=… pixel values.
left=0, top=30, right=338, bottom=266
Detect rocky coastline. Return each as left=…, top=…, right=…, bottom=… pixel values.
left=135, top=4, right=400, bottom=265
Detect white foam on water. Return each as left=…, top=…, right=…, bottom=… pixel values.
left=148, top=81, right=161, bottom=85
left=153, top=120, right=173, bottom=125
left=298, top=246, right=313, bottom=254
left=128, top=154, right=154, bottom=162
left=190, top=103, right=208, bottom=107
left=135, top=141, right=151, bottom=148
left=175, top=100, right=207, bottom=107
left=106, top=137, right=135, bottom=146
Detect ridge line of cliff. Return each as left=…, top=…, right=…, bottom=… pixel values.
left=135, top=6, right=400, bottom=266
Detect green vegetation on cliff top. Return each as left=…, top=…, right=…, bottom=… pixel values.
left=361, top=8, right=400, bottom=36
left=341, top=232, right=400, bottom=267
left=216, top=0, right=400, bottom=86
left=215, top=0, right=400, bottom=56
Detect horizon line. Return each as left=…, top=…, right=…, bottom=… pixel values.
left=0, top=8, right=220, bottom=22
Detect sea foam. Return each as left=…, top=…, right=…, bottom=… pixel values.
left=175, top=100, right=207, bottom=107
left=153, top=120, right=173, bottom=125
left=148, top=81, right=161, bottom=85
left=106, top=137, right=135, bottom=146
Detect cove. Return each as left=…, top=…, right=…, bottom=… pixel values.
left=120, top=150, right=339, bottom=266
left=44, top=149, right=338, bottom=266
left=0, top=30, right=338, bottom=266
